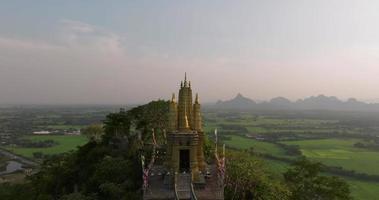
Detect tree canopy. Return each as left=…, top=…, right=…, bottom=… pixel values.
left=284, top=158, right=352, bottom=200
left=225, top=150, right=290, bottom=200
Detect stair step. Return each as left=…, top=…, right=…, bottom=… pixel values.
left=175, top=174, right=192, bottom=199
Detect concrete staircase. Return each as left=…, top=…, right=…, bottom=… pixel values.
left=175, top=174, right=191, bottom=200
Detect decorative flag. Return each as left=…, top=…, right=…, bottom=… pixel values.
left=152, top=128, right=157, bottom=146
left=141, top=128, right=159, bottom=191
left=214, top=128, right=226, bottom=186
left=141, top=154, right=145, bottom=168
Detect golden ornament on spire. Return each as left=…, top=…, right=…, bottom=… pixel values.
left=184, top=72, right=188, bottom=87
left=171, top=93, right=176, bottom=103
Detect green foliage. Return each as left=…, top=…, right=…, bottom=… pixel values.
left=284, top=159, right=352, bottom=200
left=1, top=101, right=354, bottom=200
left=127, top=100, right=169, bottom=143
left=103, top=108, right=131, bottom=140
left=224, top=151, right=352, bottom=200
left=0, top=183, right=37, bottom=200
left=225, top=150, right=291, bottom=200
left=0, top=101, right=171, bottom=200
left=203, top=134, right=213, bottom=162
left=32, top=151, right=44, bottom=159
left=60, top=192, right=93, bottom=200
left=25, top=135, right=142, bottom=199
left=81, top=124, right=104, bottom=142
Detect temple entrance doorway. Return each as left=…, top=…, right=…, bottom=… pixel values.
left=179, top=149, right=190, bottom=172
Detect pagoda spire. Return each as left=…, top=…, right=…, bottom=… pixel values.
left=184, top=72, right=188, bottom=87
left=171, top=93, right=176, bottom=102
left=195, top=93, right=199, bottom=104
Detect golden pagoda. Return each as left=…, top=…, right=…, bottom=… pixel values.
left=143, top=73, right=224, bottom=200
left=166, top=73, right=206, bottom=180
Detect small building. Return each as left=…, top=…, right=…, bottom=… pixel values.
left=65, top=130, right=81, bottom=135
left=33, top=131, right=51, bottom=135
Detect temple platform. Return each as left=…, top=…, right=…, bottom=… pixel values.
left=143, top=165, right=224, bottom=200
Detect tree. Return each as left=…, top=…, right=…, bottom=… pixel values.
left=0, top=183, right=36, bottom=200
left=127, top=100, right=169, bottom=144
left=284, top=158, right=352, bottom=200
left=203, top=135, right=213, bottom=162
left=0, top=101, right=170, bottom=200
left=33, top=152, right=44, bottom=159
left=60, top=192, right=93, bottom=200
left=81, top=124, right=104, bottom=142
left=103, top=109, right=131, bottom=140
left=89, top=157, right=140, bottom=200
left=225, top=151, right=290, bottom=200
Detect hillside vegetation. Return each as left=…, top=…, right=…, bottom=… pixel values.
left=0, top=101, right=352, bottom=200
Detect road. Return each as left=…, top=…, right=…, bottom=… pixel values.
left=0, top=147, right=38, bottom=167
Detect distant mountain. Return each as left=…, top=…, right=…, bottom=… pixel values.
left=270, top=97, right=292, bottom=106
left=210, top=94, right=379, bottom=112
left=215, top=93, right=256, bottom=109
left=295, top=95, right=373, bottom=111
left=362, top=98, right=379, bottom=104
left=296, top=95, right=342, bottom=110
left=264, top=97, right=293, bottom=110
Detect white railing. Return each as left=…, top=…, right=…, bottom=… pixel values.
left=190, top=182, right=198, bottom=200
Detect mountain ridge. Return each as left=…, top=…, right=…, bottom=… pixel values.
left=212, top=94, right=379, bottom=111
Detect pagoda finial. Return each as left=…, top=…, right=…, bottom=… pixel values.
left=180, top=81, right=183, bottom=88
left=171, top=93, right=176, bottom=102
left=184, top=72, right=188, bottom=87
left=195, top=93, right=199, bottom=104
left=189, top=81, right=191, bottom=87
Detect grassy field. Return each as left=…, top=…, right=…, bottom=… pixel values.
left=347, top=179, right=379, bottom=200
left=282, top=138, right=379, bottom=176
left=5, top=135, right=88, bottom=158
left=225, top=135, right=379, bottom=176
left=204, top=113, right=344, bottom=136
left=224, top=135, right=288, bottom=157
left=215, top=130, right=379, bottom=200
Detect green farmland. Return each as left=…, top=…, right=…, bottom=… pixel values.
left=223, top=134, right=379, bottom=177
left=347, top=178, right=379, bottom=200
left=204, top=113, right=349, bottom=136
left=224, top=135, right=287, bottom=157
left=5, top=135, right=88, bottom=159
left=203, top=110, right=379, bottom=200
left=224, top=135, right=379, bottom=200
left=282, top=138, right=379, bottom=176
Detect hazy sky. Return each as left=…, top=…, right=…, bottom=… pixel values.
left=1, top=0, right=379, bottom=104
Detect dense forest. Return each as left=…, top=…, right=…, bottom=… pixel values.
left=0, top=100, right=351, bottom=200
